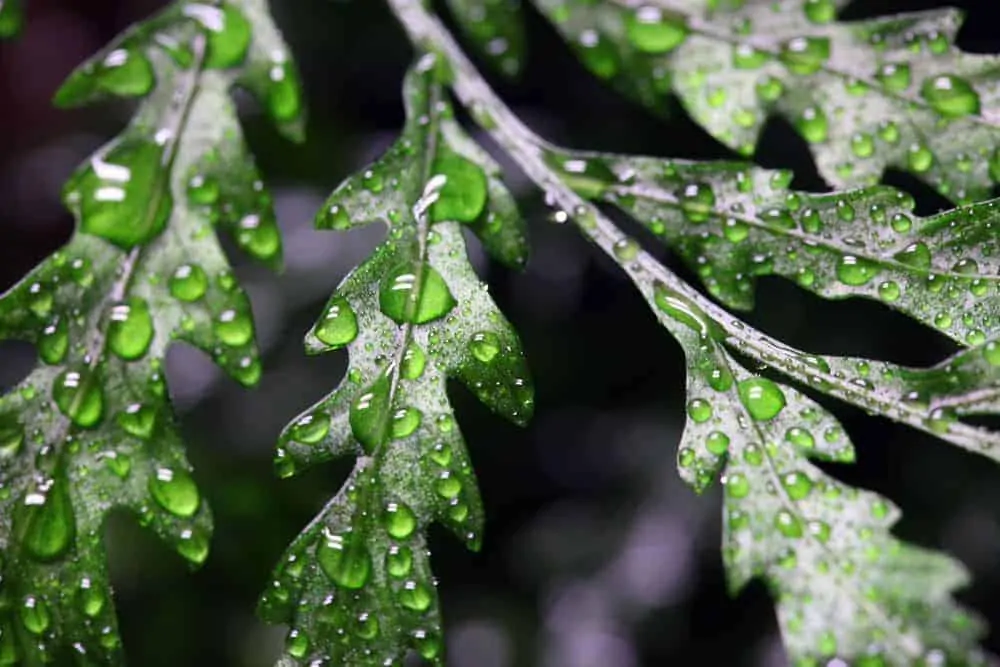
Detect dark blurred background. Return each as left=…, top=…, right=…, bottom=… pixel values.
left=2, top=1, right=1000, bottom=665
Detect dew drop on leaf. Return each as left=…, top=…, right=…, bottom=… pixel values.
left=71, top=140, right=172, bottom=249
left=399, top=580, right=433, bottom=612
left=117, top=403, right=156, bottom=439
left=350, top=374, right=392, bottom=454
left=108, top=298, right=154, bottom=360
left=624, top=6, right=688, bottom=54
left=53, top=368, right=105, bottom=428
left=149, top=467, right=201, bottom=518
left=214, top=307, right=254, bottom=346
left=55, top=46, right=155, bottom=106
left=383, top=502, right=417, bottom=539
left=317, top=532, right=371, bottom=590
left=22, top=478, right=76, bottom=562
left=183, top=2, right=252, bottom=69
left=430, top=154, right=488, bottom=223
left=38, top=316, right=69, bottom=365
left=169, top=263, right=208, bottom=301
left=836, top=255, right=878, bottom=286
left=400, top=344, right=427, bottom=379
left=737, top=377, right=786, bottom=421
left=314, top=297, right=358, bottom=349
left=379, top=262, right=457, bottom=325
left=779, top=36, right=831, bottom=75
left=469, top=331, right=500, bottom=363
left=386, top=545, right=414, bottom=578
left=19, top=596, right=50, bottom=635
left=290, top=411, right=330, bottom=445
left=920, top=74, right=981, bottom=118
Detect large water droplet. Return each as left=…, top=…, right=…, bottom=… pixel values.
left=22, top=479, right=75, bottom=562
left=384, top=502, right=417, bottom=539
left=214, top=307, right=254, bottom=346
left=149, top=467, right=201, bottom=518
left=183, top=2, right=251, bottom=69
left=737, top=378, right=786, bottom=421
left=317, top=532, right=371, bottom=590
left=108, top=298, right=154, bottom=360
left=169, top=263, right=208, bottom=301
left=379, top=262, right=456, bottom=325
left=624, top=6, right=688, bottom=53
left=836, top=255, right=878, bottom=286
left=350, top=374, right=392, bottom=454
left=55, top=46, right=155, bottom=106
left=314, top=297, right=358, bottom=349
left=53, top=368, right=105, bottom=428
left=920, top=74, right=981, bottom=118
left=38, top=316, right=69, bottom=365
left=780, top=37, right=830, bottom=75
left=430, top=153, right=488, bottom=223
left=70, top=140, right=172, bottom=249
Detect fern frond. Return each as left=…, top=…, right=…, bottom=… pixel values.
left=258, top=56, right=532, bottom=665
left=531, top=0, right=1000, bottom=202
left=0, top=2, right=302, bottom=662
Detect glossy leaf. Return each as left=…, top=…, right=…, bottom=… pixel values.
left=533, top=0, right=1000, bottom=202
left=259, top=55, right=533, bottom=666
left=0, top=1, right=301, bottom=662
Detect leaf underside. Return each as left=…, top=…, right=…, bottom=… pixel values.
left=0, top=1, right=302, bottom=663
left=532, top=0, right=1000, bottom=203
left=258, top=56, right=533, bottom=666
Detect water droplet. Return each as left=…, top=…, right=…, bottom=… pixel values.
left=78, top=578, right=105, bottom=618
left=785, top=427, right=814, bottom=449
left=350, top=374, right=391, bottom=454
left=469, top=331, right=501, bottom=363
left=70, top=140, right=172, bottom=249
left=108, top=298, right=154, bottom=360
left=19, top=596, right=49, bottom=635
left=780, top=36, right=830, bottom=75
left=399, top=580, right=433, bottom=612
left=737, top=378, right=786, bottom=420
left=55, top=47, right=155, bottom=106
left=706, top=431, right=730, bottom=455
left=836, top=255, right=878, bottom=286
left=149, top=467, right=201, bottom=518
left=117, top=403, right=156, bottom=439
left=796, top=106, right=828, bottom=143
left=624, top=6, right=688, bottom=53
left=875, top=63, right=911, bottom=92
left=878, top=281, right=901, bottom=301
left=317, top=532, right=371, bottom=589
left=23, top=479, right=75, bottom=562
left=355, top=612, right=380, bottom=639
left=183, top=2, right=252, bottom=69
left=679, top=182, right=716, bottom=223
left=391, top=407, right=422, bottom=439
left=920, top=74, right=980, bottom=118
left=893, top=242, right=932, bottom=269
left=384, top=502, right=417, bottom=539
left=774, top=510, right=803, bottom=538
left=687, top=398, right=712, bottom=423
left=401, top=344, right=427, bottom=379
left=781, top=471, right=813, bottom=500
left=429, top=153, right=488, bottom=223
left=53, top=368, right=105, bottom=428
left=169, top=264, right=208, bottom=301
left=290, top=411, right=330, bottom=445
left=380, top=262, right=456, bottom=325
left=214, top=307, right=254, bottom=346
left=725, top=472, right=749, bottom=498
left=314, top=297, right=358, bottom=349
left=386, top=545, right=413, bottom=578
left=38, top=316, right=69, bottom=365
left=804, top=0, right=835, bottom=23
left=907, top=143, right=934, bottom=173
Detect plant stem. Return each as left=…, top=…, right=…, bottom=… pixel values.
left=385, top=0, right=1000, bottom=459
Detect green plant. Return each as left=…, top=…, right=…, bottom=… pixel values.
left=2, top=0, right=1000, bottom=665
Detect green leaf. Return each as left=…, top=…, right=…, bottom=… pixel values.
left=443, top=0, right=526, bottom=76
left=258, top=55, right=533, bottom=665
left=0, top=1, right=300, bottom=662
left=647, top=282, right=988, bottom=665
left=0, top=0, right=23, bottom=38
left=546, top=146, right=1000, bottom=346
left=533, top=0, right=1000, bottom=202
